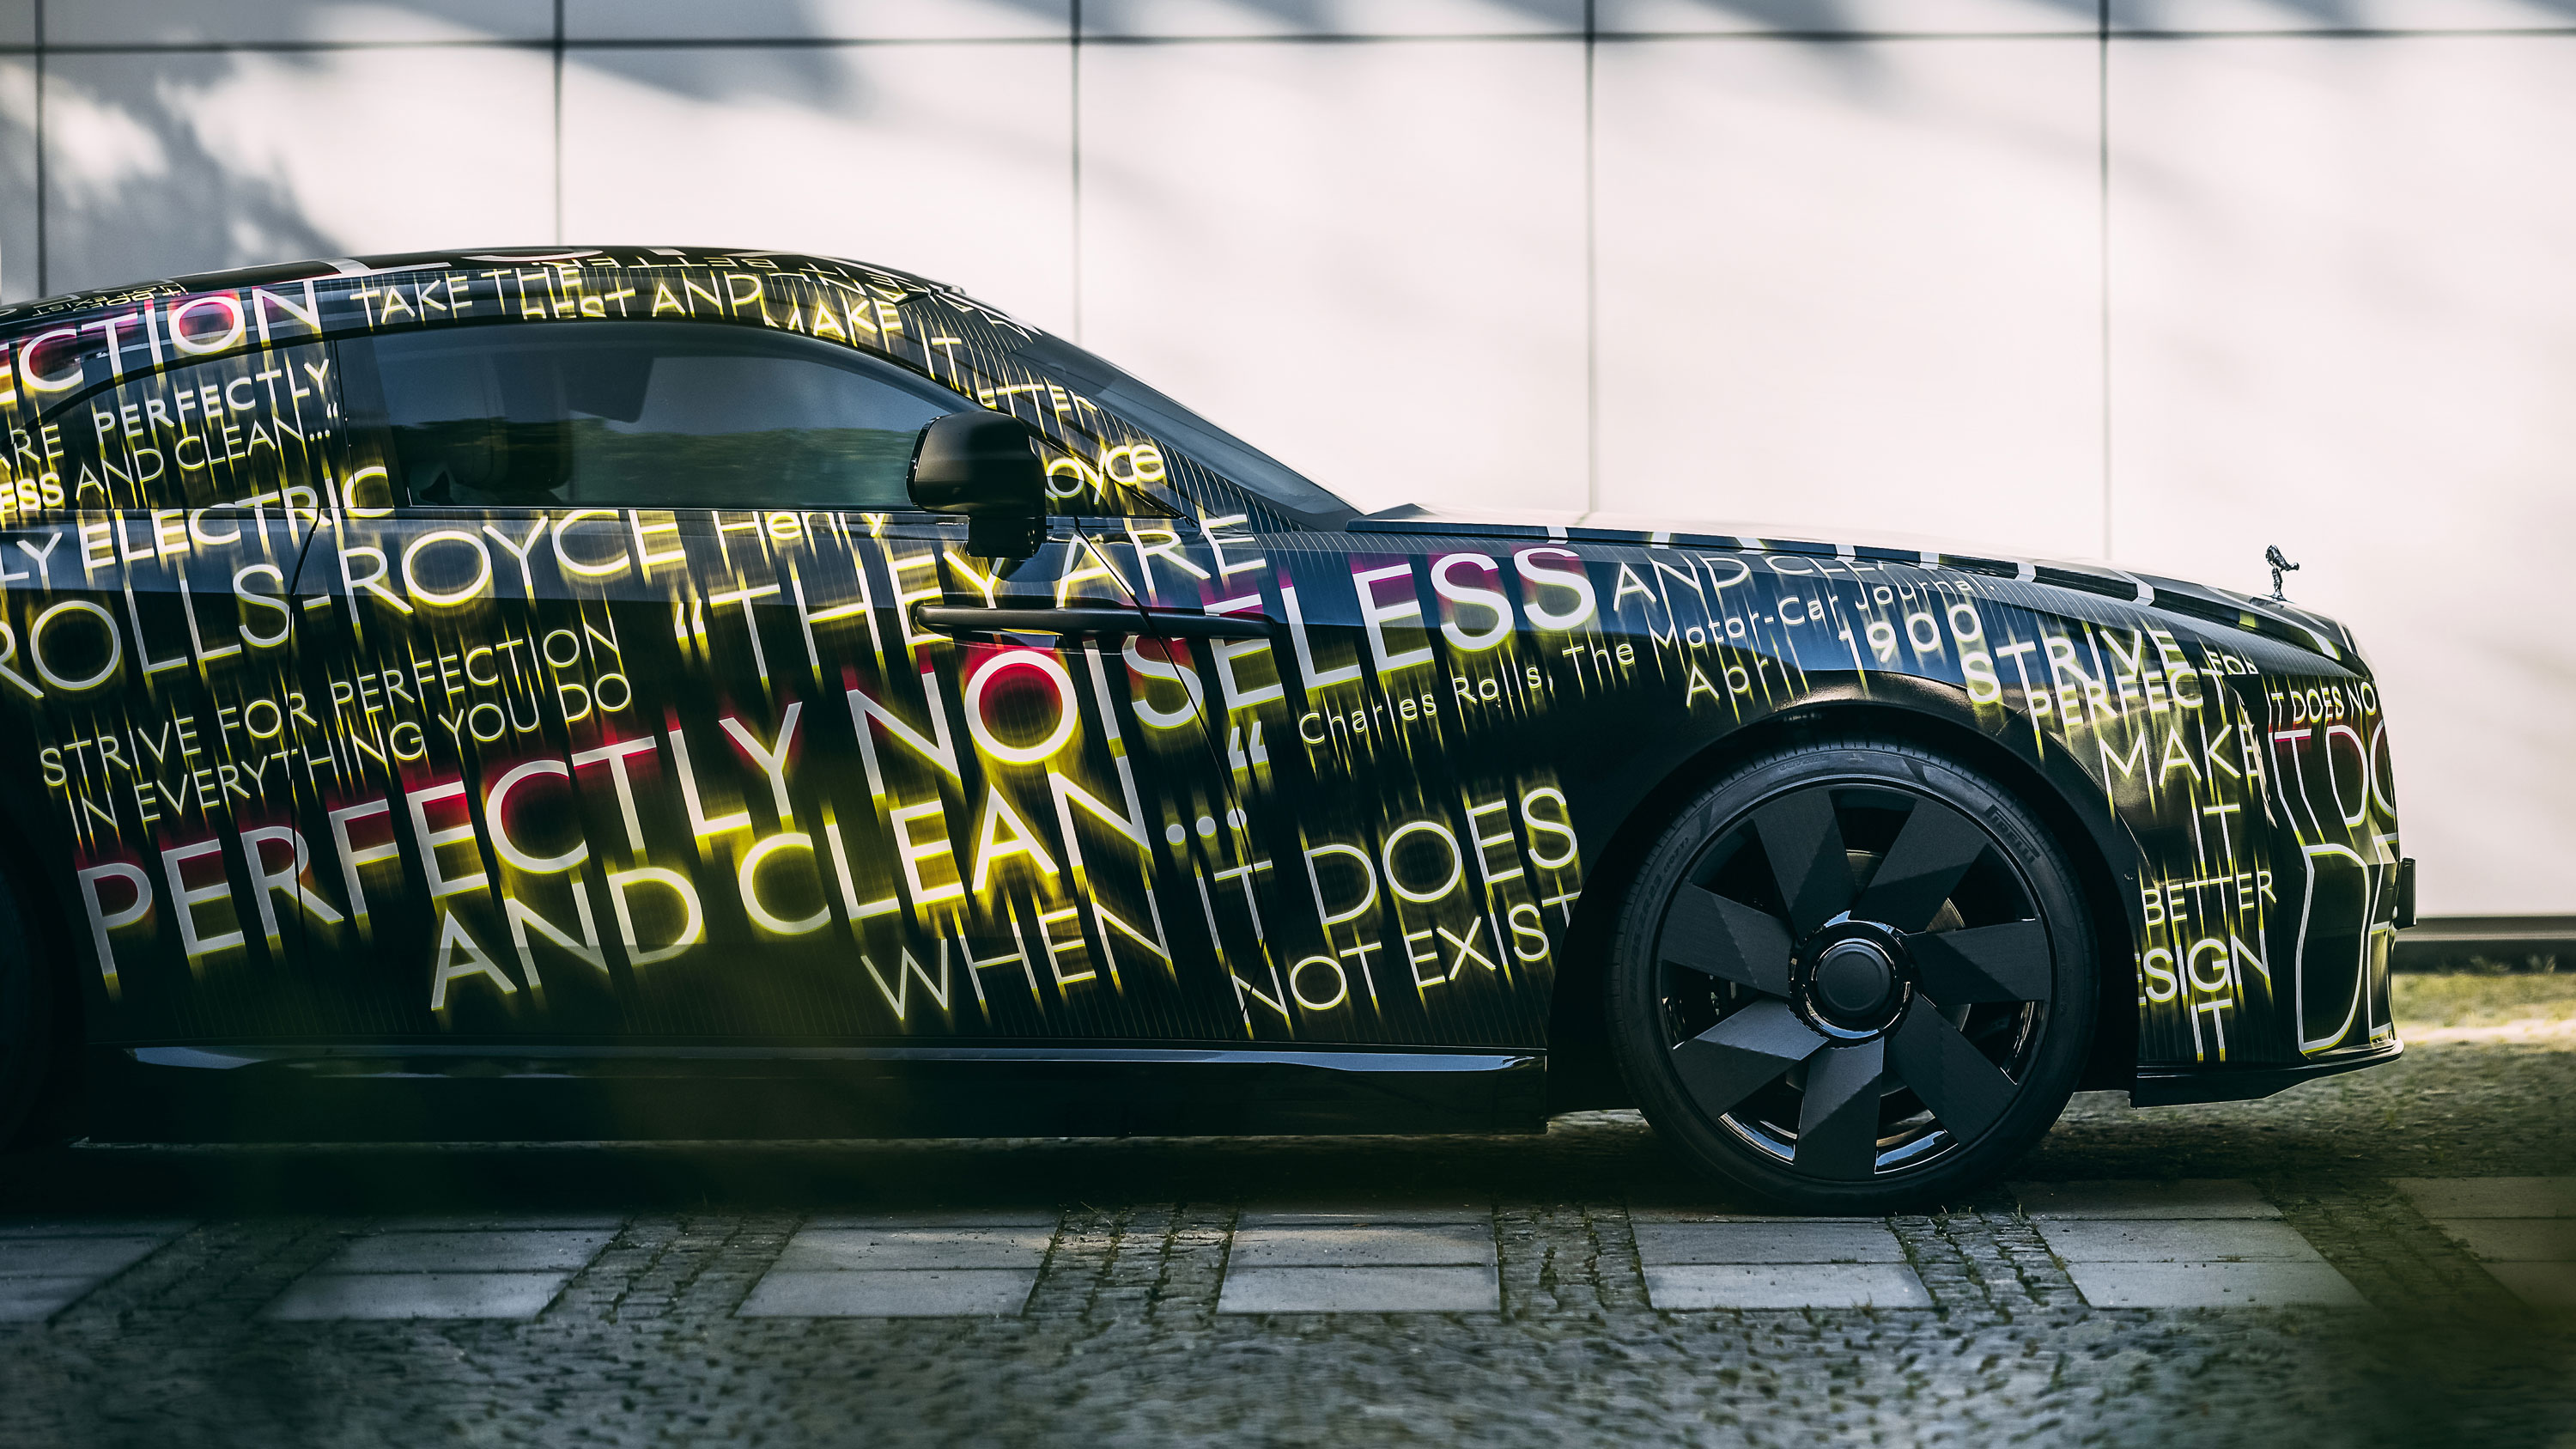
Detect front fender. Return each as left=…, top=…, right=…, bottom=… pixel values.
left=1559, top=545, right=2396, bottom=1095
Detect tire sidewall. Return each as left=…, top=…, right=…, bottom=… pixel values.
left=1607, top=740, right=2099, bottom=1213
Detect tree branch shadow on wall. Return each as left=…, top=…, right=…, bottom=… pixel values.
left=22, top=0, right=2576, bottom=301
left=33, top=51, right=338, bottom=298
left=0, top=0, right=2083, bottom=300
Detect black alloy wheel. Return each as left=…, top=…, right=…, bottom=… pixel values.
left=1608, top=740, right=2097, bottom=1213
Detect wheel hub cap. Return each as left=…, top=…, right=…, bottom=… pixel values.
left=1812, top=940, right=1896, bottom=1020
left=1791, top=919, right=1914, bottom=1038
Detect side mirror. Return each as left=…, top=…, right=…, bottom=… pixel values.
left=908, top=408, right=1046, bottom=560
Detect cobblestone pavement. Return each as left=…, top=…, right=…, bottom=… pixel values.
left=0, top=1038, right=2571, bottom=1448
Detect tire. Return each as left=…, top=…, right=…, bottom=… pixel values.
left=1607, top=738, right=2098, bottom=1214
left=0, top=868, right=59, bottom=1152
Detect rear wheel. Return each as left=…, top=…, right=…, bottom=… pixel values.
left=0, top=868, right=59, bottom=1151
left=1607, top=739, right=2097, bottom=1214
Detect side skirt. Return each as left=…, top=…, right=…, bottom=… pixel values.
left=85, top=1044, right=1549, bottom=1144
left=2129, top=1037, right=2403, bottom=1108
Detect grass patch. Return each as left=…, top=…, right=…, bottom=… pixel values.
left=2395, top=950, right=2561, bottom=975
left=2392, top=971, right=2576, bottom=1030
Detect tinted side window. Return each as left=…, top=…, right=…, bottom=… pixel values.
left=343, top=322, right=961, bottom=509
left=37, top=342, right=343, bottom=514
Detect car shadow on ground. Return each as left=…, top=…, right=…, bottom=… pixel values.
left=0, top=1041, right=2567, bottom=1221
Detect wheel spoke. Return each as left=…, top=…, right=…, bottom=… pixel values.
left=1885, top=997, right=2017, bottom=1141
left=1854, top=798, right=1986, bottom=933
left=1793, top=1038, right=1886, bottom=1182
left=1661, top=885, right=1794, bottom=997
left=1753, top=789, right=1850, bottom=937
left=1670, top=1000, right=1827, bottom=1116
left=1911, top=920, right=2052, bottom=1006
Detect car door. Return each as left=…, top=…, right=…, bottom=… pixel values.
left=301, top=316, right=1250, bottom=1045
left=2, top=299, right=337, bottom=1040
left=1089, top=510, right=1589, bottom=1050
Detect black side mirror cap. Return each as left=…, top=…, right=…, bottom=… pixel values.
left=908, top=407, right=1044, bottom=512
left=909, top=408, right=1046, bottom=558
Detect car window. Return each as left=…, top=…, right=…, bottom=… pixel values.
left=1006, top=332, right=1354, bottom=527
left=24, top=337, right=343, bottom=514
left=341, top=321, right=963, bottom=510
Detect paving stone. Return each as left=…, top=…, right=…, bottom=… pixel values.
left=2014, top=1180, right=2280, bottom=1220
left=1020, top=1205, right=1119, bottom=1319
left=2035, top=1219, right=2325, bottom=1263
left=2268, top=1184, right=2512, bottom=1315
left=0, top=1218, right=193, bottom=1239
left=666, top=1214, right=800, bottom=1318
left=541, top=1223, right=664, bottom=1323
left=2392, top=1178, right=2576, bottom=1220
left=1227, top=1223, right=1494, bottom=1269
left=0, top=1277, right=106, bottom=1323
left=1625, top=1207, right=1880, bottom=1223
left=0, top=1037, right=2566, bottom=1446
left=1631, top=1221, right=1905, bottom=1265
left=55, top=1219, right=344, bottom=1330
left=263, top=1271, right=572, bottom=1320
left=1494, top=1202, right=1631, bottom=1319
left=1218, top=1265, right=1501, bottom=1313
left=2063, top=1262, right=2370, bottom=1309
left=736, top=1268, right=1041, bottom=1318
left=1643, top=1263, right=1934, bottom=1310
left=1579, top=1204, right=1655, bottom=1315
left=2430, top=1218, right=2576, bottom=1263
left=773, top=1226, right=1054, bottom=1272
left=0, top=1222, right=189, bottom=1323
left=732, top=1217, right=1056, bottom=1319
left=373, top=1212, right=627, bottom=1231
left=2481, top=1262, right=2576, bottom=1309
left=1146, top=1203, right=1236, bottom=1328
left=1237, top=1200, right=1488, bottom=1227
left=802, top=1209, right=1060, bottom=1228
left=329, top=1229, right=617, bottom=1273
left=2031, top=1213, right=2366, bottom=1308
left=1886, top=1215, right=1985, bottom=1311
left=0, top=1236, right=179, bottom=1278
left=594, top=1215, right=731, bottom=1322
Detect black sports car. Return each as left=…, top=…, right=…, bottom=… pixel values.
left=0, top=248, right=2409, bottom=1211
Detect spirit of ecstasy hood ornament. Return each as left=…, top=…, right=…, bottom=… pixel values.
left=2266, top=545, right=2300, bottom=602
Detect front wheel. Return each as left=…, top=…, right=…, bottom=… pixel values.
left=1607, top=739, right=2099, bottom=1214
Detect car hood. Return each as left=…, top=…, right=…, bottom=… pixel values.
left=1351, top=502, right=2366, bottom=672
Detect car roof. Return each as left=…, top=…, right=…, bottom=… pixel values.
left=0, top=247, right=951, bottom=332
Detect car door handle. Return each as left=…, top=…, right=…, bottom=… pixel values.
left=914, top=604, right=1278, bottom=642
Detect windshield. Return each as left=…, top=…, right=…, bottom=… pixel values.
left=1008, top=332, right=1354, bottom=526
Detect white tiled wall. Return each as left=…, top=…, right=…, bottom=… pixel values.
left=1600, top=0, right=2096, bottom=33
left=12, top=8, right=2576, bottom=910
left=559, top=42, right=1077, bottom=332
left=2110, top=0, right=2576, bottom=31
left=0, top=58, right=31, bottom=303
left=1593, top=35, right=2102, bottom=558
left=1078, top=37, right=1587, bottom=512
left=2108, top=34, right=2576, bottom=913
left=44, top=1, right=551, bottom=46
left=564, top=1, right=1071, bottom=42
left=41, top=45, right=553, bottom=294
left=1081, top=0, right=1585, bottom=37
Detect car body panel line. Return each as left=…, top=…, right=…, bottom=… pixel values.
left=84, top=1043, right=1551, bottom=1143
